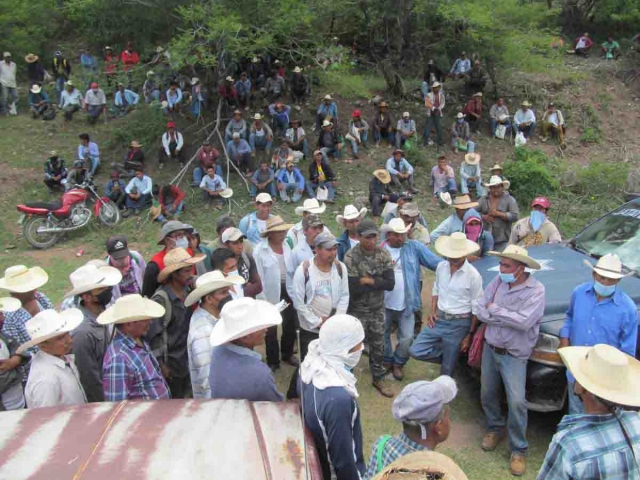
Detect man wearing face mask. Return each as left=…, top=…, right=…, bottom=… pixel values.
left=211, top=248, right=246, bottom=300
left=65, top=263, right=122, bottom=402
left=559, top=254, right=637, bottom=415
left=509, top=197, right=561, bottom=247
left=462, top=209, right=494, bottom=259
left=476, top=245, right=545, bottom=476
left=185, top=271, right=242, bottom=399
left=106, top=236, right=146, bottom=298
left=142, top=221, right=194, bottom=298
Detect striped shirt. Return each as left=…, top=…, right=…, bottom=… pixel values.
left=364, top=433, right=429, bottom=480
left=187, top=307, right=218, bottom=399
left=102, top=329, right=170, bottom=401
left=537, top=411, right=640, bottom=480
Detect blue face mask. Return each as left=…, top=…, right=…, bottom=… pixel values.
left=530, top=210, right=546, bottom=232
left=593, top=280, right=616, bottom=297
left=499, top=272, right=516, bottom=284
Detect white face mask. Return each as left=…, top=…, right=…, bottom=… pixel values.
left=227, top=269, right=240, bottom=277
left=344, top=346, right=363, bottom=369
left=174, top=237, right=189, bottom=249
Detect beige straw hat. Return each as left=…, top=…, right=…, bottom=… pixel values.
left=373, top=451, right=469, bottom=480
left=0, top=297, right=21, bottom=313
left=485, top=175, right=511, bottom=190
left=373, top=169, right=391, bottom=185
left=435, top=232, right=480, bottom=259
left=260, top=216, right=294, bottom=238
left=0, top=266, right=49, bottom=293
left=488, top=244, right=541, bottom=270
left=583, top=253, right=633, bottom=280
left=185, top=270, right=245, bottom=307
left=97, top=294, right=165, bottom=325
left=16, top=309, right=83, bottom=354
left=451, top=194, right=479, bottom=210
left=157, top=248, right=205, bottom=283
left=380, top=218, right=411, bottom=235
left=464, top=152, right=481, bottom=165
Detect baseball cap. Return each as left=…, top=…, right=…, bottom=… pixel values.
left=222, top=227, right=244, bottom=243
left=399, top=202, right=420, bottom=218
left=302, top=213, right=323, bottom=230
left=357, top=220, right=379, bottom=237
left=392, top=376, right=458, bottom=424
left=314, top=232, right=338, bottom=249
left=255, top=193, right=273, bottom=204
left=106, top=235, right=130, bottom=260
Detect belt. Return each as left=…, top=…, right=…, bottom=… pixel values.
left=437, top=309, right=472, bottom=321
left=487, top=343, right=512, bottom=356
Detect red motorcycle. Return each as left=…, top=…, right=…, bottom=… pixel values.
left=17, top=179, right=120, bottom=249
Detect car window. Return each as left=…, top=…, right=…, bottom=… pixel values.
left=574, top=202, right=640, bottom=273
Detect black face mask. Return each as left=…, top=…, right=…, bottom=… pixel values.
left=96, top=287, right=113, bottom=306
left=218, top=295, right=233, bottom=311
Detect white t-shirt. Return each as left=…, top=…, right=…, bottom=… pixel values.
left=576, top=37, right=587, bottom=49
left=384, top=245, right=405, bottom=311
left=256, top=218, right=267, bottom=236
left=349, top=238, right=360, bottom=249
left=275, top=252, right=287, bottom=282
left=546, top=112, right=559, bottom=126
left=310, top=269, right=333, bottom=318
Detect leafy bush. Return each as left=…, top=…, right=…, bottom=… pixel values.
left=108, top=105, right=167, bottom=150
left=570, top=162, right=629, bottom=199
left=503, top=149, right=560, bottom=205
left=579, top=105, right=603, bottom=144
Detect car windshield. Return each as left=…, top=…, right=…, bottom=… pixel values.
left=573, top=201, right=640, bottom=274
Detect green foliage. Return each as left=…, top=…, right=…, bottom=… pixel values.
left=578, top=105, right=603, bottom=144
left=108, top=105, right=167, bottom=150
left=321, top=69, right=387, bottom=99
left=570, top=162, right=629, bottom=199
left=503, top=149, right=560, bottom=205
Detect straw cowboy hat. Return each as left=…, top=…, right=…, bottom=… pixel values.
left=30, top=85, right=42, bottom=94
left=97, top=294, right=165, bottom=325
left=295, top=198, right=326, bottom=216
left=372, top=451, right=469, bottom=480
left=253, top=113, right=263, bottom=120
left=0, top=266, right=49, bottom=293
left=323, top=94, right=333, bottom=100
left=336, top=205, right=367, bottom=226
left=260, top=216, right=294, bottom=238
left=16, top=309, right=83, bottom=354
left=130, top=140, right=143, bottom=148
left=192, top=77, right=200, bottom=85
left=65, top=264, right=122, bottom=298
left=464, top=152, right=481, bottom=165
left=185, top=270, right=245, bottom=307
left=473, top=92, right=483, bottom=98
left=149, top=205, right=162, bottom=221
left=220, top=188, right=234, bottom=199
left=583, top=253, right=633, bottom=280
left=451, top=194, right=479, bottom=210
left=25, top=54, right=39, bottom=63
left=435, top=232, right=480, bottom=259
left=321, top=120, right=333, bottom=127
left=158, top=248, right=205, bottom=283
left=456, top=112, right=464, bottom=119
left=559, top=344, right=640, bottom=408
left=156, top=46, right=164, bottom=53
left=373, top=169, right=391, bottom=184
left=485, top=175, right=511, bottom=190
left=0, top=297, right=21, bottom=313
left=490, top=164, right=503, bottom=172
left=225, top=76, right=234, bottom=82
left=521, top=100, right=532, bottom=107
left=380, top=218, right=411, bottom=235
left=488, top=244, right=541, bottom=270
left=210, top=297, right=282, bottom=347
left=431, top=82, right=442, bottom=89
left=293, top=66, right=302, bottom=73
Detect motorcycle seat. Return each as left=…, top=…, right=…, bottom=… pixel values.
left=25, top=200, right=62, bottom=211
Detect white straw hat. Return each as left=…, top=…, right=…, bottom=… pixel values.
left=372, top=451, right=468, bottom=480
left=16, top=309, right=83, bottom=354
left=464, top=152, right=481, bottom=165
left=451, top=194, right=479, bottom=210
left=210, top=298, right=282, bottom=347
left=220, top=188, right=234, bottom=199
left=253, top=113, right=263, bottom=120
left=488, top=244, right=541, bottom=270
left=0, top=265, right=49, bottom=293
left=336, top=205, right=367, bottom=226
left=485, top=175, right=511, bottom=190
left=0, top=297, right=21, bottom=313
left=295, top=198, right=326, bottom=216
left=97, top=294, right=165, bottom=325
left=380, top=218, right=411, bottom=235
left=64, top=264, right=122, bottom=298
left=435, top=232, right=480, bottom=259
left=30, top=85, right=42, bottom=94
left=293, top=66, right=302, bottom=73
left=185, top=270, right=245, bottom=307
left=583, top=253, right=633, bottom=280
left=323, top=94, right=332, bottom=100
left=321, top=120, right=333, bottom=127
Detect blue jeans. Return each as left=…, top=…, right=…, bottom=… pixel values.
left=55, top=77, right=66, bottom=103
left=125, top=193, right=150, bottom=210
left=249, top=133, right=273, bottom=153
left=87, top=104, right=103, bottom=119
left=249, top=182, right=277, bottom=198
left=156, top=201, right=185, bottom=222
left=423, top=115, right=443, bottom=146
left=348, top=131, right=368, bottom=155
left=320, top=146, right=341, bottom=163
left=480, top=346, right=529, bottom=454
left=145, top=90, right=160, bottom=103
left=516, top=122, right=536, bottom=139
left=460, top=177, right=484, bottom=196
left=225, top=131, right=248, bottom=144
left=490, top=118, right=511, bottom=137
left=373, top=128, right=394, bottom=145
left=87, top=156, right=100, bottom=175
left=291, top=139, right=309, bottom=158
left=193, top=165, right=223, bottom=185
left=306, top=181, right=335, bottom=201
left=410, top=316, right=471, bottom=376
left=384, top=307, right=415, bottom=366
left=567, top=379, right=584, bottom=415
left=435, top=178, right=458, bottom=197
left=278, top=182, right=302, bottom=202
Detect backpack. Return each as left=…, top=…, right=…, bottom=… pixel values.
left=42, top=105, right=57, bottom=121
left=151, top=289, right=173, bottom=366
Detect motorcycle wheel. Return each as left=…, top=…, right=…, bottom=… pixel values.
left=98, top=200, right=121, bottom=227
left=24, top=217, right=60, bottom=249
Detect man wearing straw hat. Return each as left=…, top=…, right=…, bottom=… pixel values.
left=65, top=263, right=122, bottom=402
left=423, top=82, right=445, bottom=147
left=537, top=344, right=640, bottom=480
left=149, top=247, right=204, bottom=398
left=372, top=451, right=468, bottom=480
left=59, top=80, right=84, bottom=121
left=559, top=253, right=638, bottom=415
left=20, top=309, right=87, bottom=409
left=317, top=120, right=343, bottom=163
left=209, top=298, right=285, bottom=401
left=254, top=216, right=299, bottom=370
left=336, top=205, right=367, bottom=262
left=316, top=94, right=339, bottom=129
left=513, top=101, right=536, bottom=139
left=0, top=297, right=28, bottom=411
left=28, top=84, right=51, bottom=119
left=369, top=169, right=395, bottom=221
left=225, top=109, right=248, bottom=143
left=476, top=245, right=545, bottom=476
left=249, top=113, right=274, bottom=155
left=478, top=175, right=519, bottom=251
left=460, top=152, right=484, bottom=197
left=373, top=101, right=394, bottom=147
left=410, top=233, right=483, bottom=376
left=430, top=194, right=479, bottom=242
left=99, top=295, right=170, bottom=401
left=287, top=198, right=327, bottom=248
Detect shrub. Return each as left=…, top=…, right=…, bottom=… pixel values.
left=503, top=149, right=560, bottom=205
left=108, top=105, right=167, bottom=150
left=570, top=162, right=629, bottom=199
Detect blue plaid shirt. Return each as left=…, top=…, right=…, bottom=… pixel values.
left=364, top=432, right=429, bottom=480
left=102, top=329, right=170, bottom=401
left=1, top=292, right=53, bottom=348
left=537, top=411, right=640, bottom=480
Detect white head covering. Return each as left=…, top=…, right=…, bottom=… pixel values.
left=300, top=315, right=365, bottom=398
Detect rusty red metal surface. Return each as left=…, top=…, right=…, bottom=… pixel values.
left=0, top=400, right=322, bottom=480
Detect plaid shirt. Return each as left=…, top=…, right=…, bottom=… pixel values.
left=537, top=411, right=640, bottom=480
left=364, top=432, right=429, bottom=480
left=102, top=329, right=170, bottom=401
left=2, top=292, right=53, bottom=349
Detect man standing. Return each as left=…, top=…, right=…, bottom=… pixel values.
left=307, top=150, right=337, bottom=202
left=410, top=233, right=482, bottom=376
left=105, top=235, right=146, bottom=298
left=65, top=263, right=122, bottom=402
left=336, top=205, right=367, bottom=262
left=477, top=245, right=545, bottom=477
left=513, top=101, right=536, bottom=139
left=291, top=213, right=325, bottom=273
left=510, top=197, right=561, bottom=247
left=43, top=152, right=68, bottom=191
left=125, top=169, right=153, bottom=215
left=83, top=82, right=107, bottom=124
left=431, top=195, right=480, bottom=241
left=159, top=121, right=185, bottom=169
left=254, top=216, right=298, bottom=370
left=51, top=51, right=71, bottom=103
left=222, top=227, right=262, bottom=299
left=423, top=82, right=445, bottom=147
left=344, top=221, right=395, bottom=397
left=395, top=112, right=418, bottom=149
left=0, top=52, right=18, bottom=116
left=150, top=248, right=205, bottom=399
left=386, top=149, right=416, bottom=194
left=559, top=254, right=638, bottom=414
left=381, top=219, right=441, bottom=381
left=239, top=193, right=274, bottom=246
left=478, top=176, right=519, bottom=251
left=541, top=102, right=566, bottom=147
left=100, top=295, right=171, bottom=401
left=290, top=67, right=308, bottom=104
left=287, top=199, right=327, bottom=248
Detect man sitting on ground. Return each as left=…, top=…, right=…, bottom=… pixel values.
left=164, top=81, right=183, bottom=114
left=346, top=110, right=369, bottom=160
left=225, top=109, right=248, bottom=143
left=159, top=121, right=185, bottom=169
left=317, top=120, right=343, bottom=163
left=573, top=32, right=594, bottom=57
left=541, top=102, right=566, bottom=147
left=114, top=82, right=140, bottom=116
left=307, top=150, right=337, bottom=202
left=125, top=169, right=153, bottom=215
left=28, top=84, right=51, bottom=119
left=386, top=149, right=417, bottom=194
left=235, top=72, right=251, bottom=109
left=227, top=132, right=253, bottom=176
left=264, top=71, right=285, bottom=103
left=316, top=94, right=339, bottom=129
left=83, top=82, right=106, bottom=124
left=44, top=152, right=68, bottom=191
left=489, top=97, right=511, bottom=138
left=250, top=160, right=277, bottom=199
left=78, top=133, right=100, bottom=176
left=105, top=172, right=126, bottom=209
left=602, top=35, right=621, bottom=60
left=285, top=119, right=308, bottom=159
left=463, top=92, right=483, bottom=133
left=430, top=155, right=456, bottom=204
left=67, top=160, right=89, bottom=188
left=290, top=67, right=308, bottom=104
left=369, top=169, right=395, bottom=222
left=268, top=101, right=291, bottom=139
left=449, top=52, right=471, bottom=78
left=277, top=160, right=305, bottom=203
left=514, top=101, right=536, bottom=139
left=395, top=112, right=418, bottom=149
left=192, top=141, right=221, bottom=186
left=200, top=165, right=228, bottom=210
left=59, top=81, right=84, bottom=121
left=249, top=113, right=274, bottom=155
left=466, top=60, right=487, bottom=94
left=157, top=184, right=186, bottom=222
left=372, top=101, right=394, bottom=147
left=451, top=113, right=474, bottom=154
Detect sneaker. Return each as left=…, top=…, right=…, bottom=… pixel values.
left=372, top=380, right=395, bottom=398
left=541, top=136, right=548, bottom=143
left=481, top=430, right=506, bottom=451
left=392, top=364, right=404, bottom=381
left=510, top=453, right=526, bottom=476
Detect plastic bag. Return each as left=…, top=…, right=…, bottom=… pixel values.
left=495, top=124, right=507, bottom=140
left=316, top=186, right=329, bottom=201
left=457, top=139, right=469, bottom=152
left=515, top=131, right=527, bottom=147
left=404, top=139, right=412, bottom=151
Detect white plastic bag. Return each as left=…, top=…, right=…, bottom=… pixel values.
left=515, top=131, right=527, bottom=147
left=495, top=124, right=507, bottom=140
left=316, top=186, right=329, bottom=201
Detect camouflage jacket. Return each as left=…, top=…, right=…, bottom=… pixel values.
left=344, top=244, right=395, bottom=312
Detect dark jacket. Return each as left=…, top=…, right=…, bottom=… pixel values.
left=317, top=129, right=341, bottom=149
left=27, top=62, right=45, bottom=84
left=308, top=160, right=335, bottom=183
left=369, top=177, right=392, bottom=198
left=290, top=73, right=308, bottom=94
left=424, top=64, right=445, bottom=83
left=44, top=157, right=68, bottom=178
left=72, top=306, right=109, bottom=402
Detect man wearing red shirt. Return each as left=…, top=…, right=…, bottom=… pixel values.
left=158, top=185, right=186, bottom=224
left=120, top=42, right=140, bottom=73
left=192, top=140, right=222, bottom=186
left=463, top=92, right=483, bottom=133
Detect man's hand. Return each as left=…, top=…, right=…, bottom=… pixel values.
left=277, top=183, right=284, bottom=191
left=0, top=356, right=21, bottom=373
left=427, top=314, right=437, bottom=328
left=359, top=276, right=375, bottom=286
left=482, top=214, right=495, bottom=223
left=160, top=364, right=172, bottom=380
left=460, top=334, right=471, bottom=353
left=559, top=338, right=570, bottom=348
